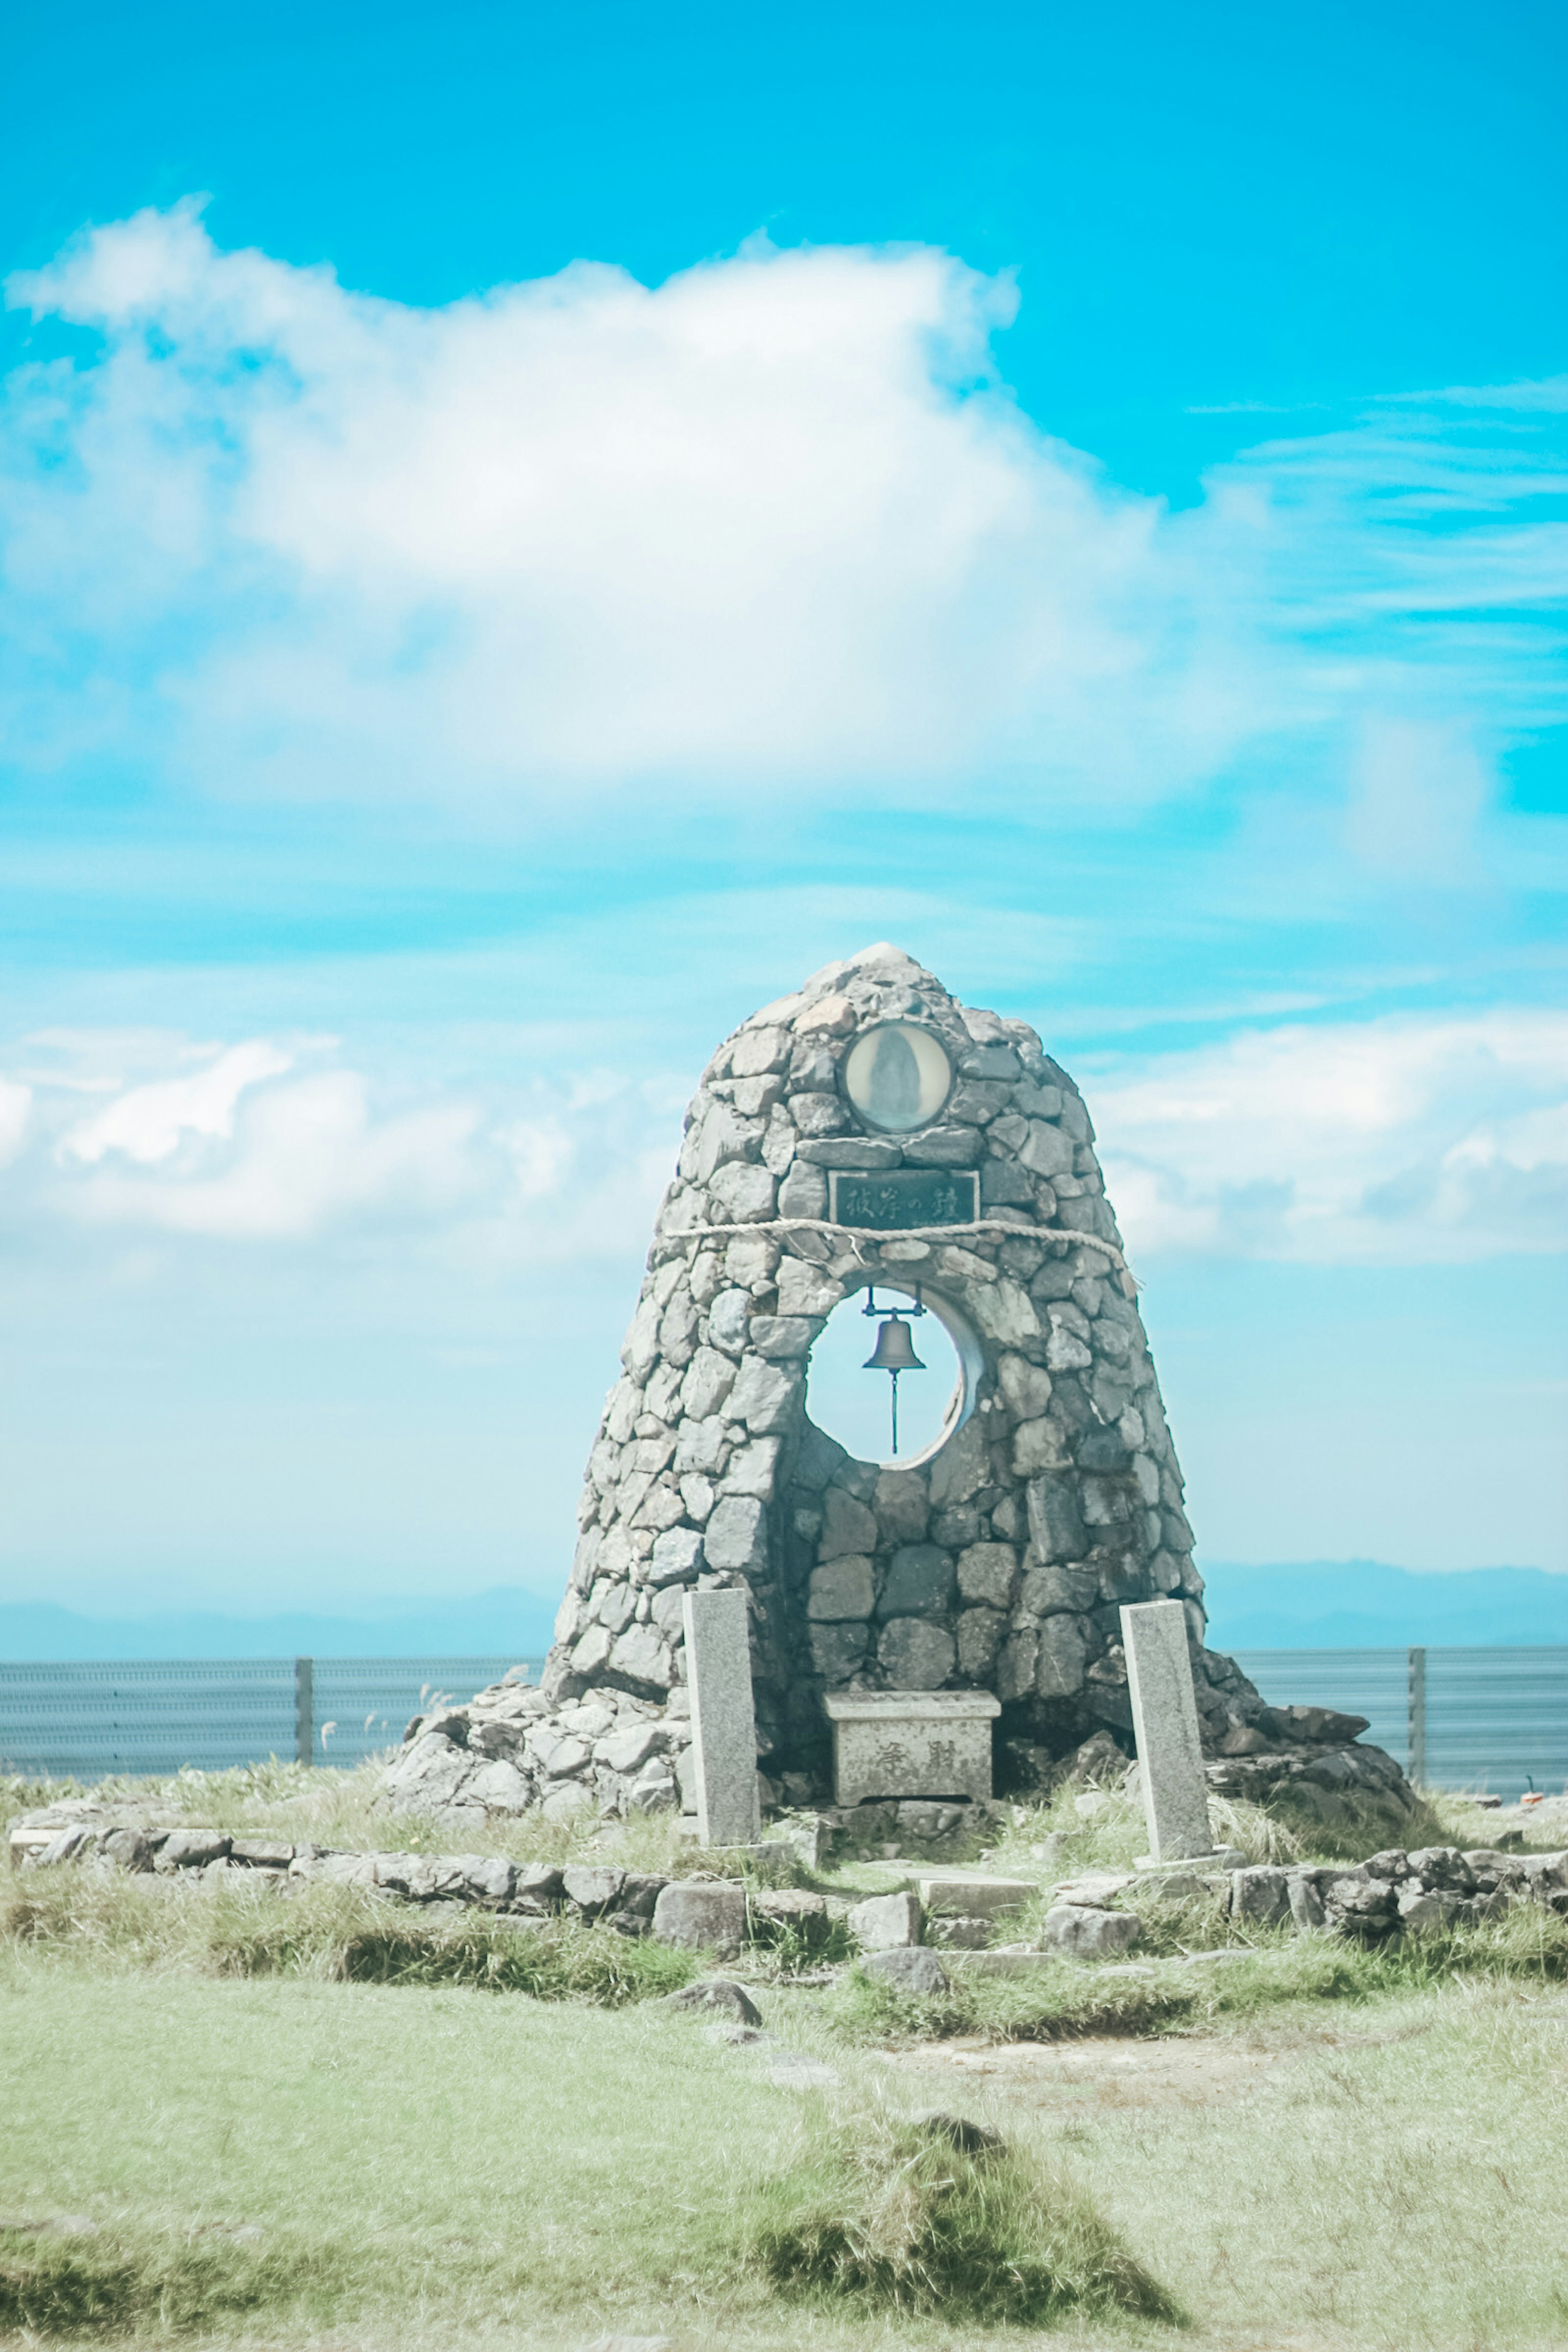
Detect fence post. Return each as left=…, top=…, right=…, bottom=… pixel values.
left=1407, top=1646, right=1426, bottom=1786
left=295, top=1657, right=314, bottom=1765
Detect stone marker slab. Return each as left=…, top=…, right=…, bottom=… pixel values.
left=916, top=1871, right=1035, bottom=1917
left=1120, top=1598, right=1215, bottom=1862
left=822, top=1690, right=1000, bottom=1807
left=682, top=1589, right=761, bottom=1847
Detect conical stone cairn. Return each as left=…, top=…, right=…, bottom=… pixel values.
left=386, top=946, right=1409, bottom=1831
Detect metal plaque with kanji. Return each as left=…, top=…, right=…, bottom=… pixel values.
left=828, top=1168, right=980, bottom=1230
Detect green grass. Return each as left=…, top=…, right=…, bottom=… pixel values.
left=739, top=2098, right=1181, bottom=2325
left=2, top=1953, right=1567, bottom=2348
left=824, top=1900, right=1568, bottom=2048
left=0, top=2226, right=318, bottom=2339
left=1065, top=1982, right=1568, bottom=2349
left=0, top=1867, right=699, bottom=2000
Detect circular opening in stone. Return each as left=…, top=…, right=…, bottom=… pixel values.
left=842, top=1021, right=952, bottom=1133
left=804, top=1284, right=970, bottom=1468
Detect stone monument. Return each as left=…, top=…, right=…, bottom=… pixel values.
left=1120, top=1598, right=1223, bottom=1862
left=386, top=944, right=1414, bottom=1831
left=682, top=1588, right=761, bottom=1845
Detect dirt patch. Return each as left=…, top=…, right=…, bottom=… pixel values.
left=875, top=2021, right=1426, bottom=2112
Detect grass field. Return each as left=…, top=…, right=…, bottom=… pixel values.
left=5, top=1767, right=1568, bottom=2349
left=4, top=1936, right=1568, bottom=2347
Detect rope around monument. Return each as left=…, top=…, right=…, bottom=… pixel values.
left=664, top=1215, right=1140, bottom=1292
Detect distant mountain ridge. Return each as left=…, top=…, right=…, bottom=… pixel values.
left=1202, top=1560, right=1568, bottom=1649
left=1, top=1562, right=1564, bottom=1662
left=0, top=1587, right=558, bottom=1662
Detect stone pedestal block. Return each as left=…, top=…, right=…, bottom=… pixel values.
left=823, top=1690, right=1000, bottom=1806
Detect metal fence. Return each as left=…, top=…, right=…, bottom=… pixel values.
left=2, top=1647, right=1564, bottom=1796
left=0, top=1657, right=544, bottom=1782
left=1234, top=1647, right=1568, bottom=1802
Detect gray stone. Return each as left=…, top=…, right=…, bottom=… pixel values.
left=599, top=1722, right=666, bottom=1776
left=862, top=1945, right=951, bottom=1995
left=750, top=1888, right=833, bottom=1948
left=662, top=1976, right=762, bottom=2024
left=608, top=1625, right=675, bottom=1690
left=1036, top=1613, right=1091, bottom=1698
left=651, top=1880, right=749, bottom=1953
left=1040, top=1903, right=1141, bottom=1958
left=681, top=1345, right=738, bottom=1415
left=873, top=1468, right=930, bottom=1542
left=703, top=1493, right=768, bottom=1572
left=708, top=1162, right=777, bottom=1222
left=956, top=1608, right=1004, bottom=1677
left=777, top=1161, right=828, bottom=1218
left=726, top=1357, right=799, bottom=1434
left=877, top=1544, right=956, bottom=1619
left=796, top=1136, right=902, bottom=1168
left=878, top=1618, right=957, bottom=1688
left=719, top=1437, right=782, bottom=1496
left=809, top=1622, right=869, bottom=1678
left=902, top=1126, right=983, bottom=1165
left=465, top=1759, right=532, bottom=1812
left=918, top=1871, right=1034, bottom=1917
left=561, top=1865, right=626, bottom=1918
left=849, top=1891, right=924, bottom=1950
left=748, top=1316, right=821, bottom=1359
left=818, top=1487, right=880, bottom=1560
left=1120, top=1599, right=1215, bottom=1862
left=229, top=1839, right=293, bottom=1869
left=706, top=1292, right=751, bottom=1356
left=155, top=1830, right=232, bottom=1870
left=1229, top=1867, right=1292, bottom=1926
left=648, top=1526, right=705, bottom=1586
left=1026, top=1474, right=1087, bottom=1561
left=956, top=1541, right=1018, bottom=1608
left=807, top=1555, right=875, bottom=1620
left=682, top=1588, right=761, bottom=1846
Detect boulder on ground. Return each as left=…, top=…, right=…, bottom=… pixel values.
left=651, top=1881, right=748, bottom=1954
left=862, top=1946, right=951, bottom=1995
left=662, top=1977, right=762, bottom=2025
left=1040, top=1903, right=1141, bottom=1959
left=848, top=1891, right=923, bottom=1951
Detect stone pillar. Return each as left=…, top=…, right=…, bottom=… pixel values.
left=1120, top=1599, right=1214, bottom=1861
left=682, top=1588, right=761, bottom=1846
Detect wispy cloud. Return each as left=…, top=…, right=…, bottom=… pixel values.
left=6, top=1026, right=674, bottom=1253
left=1094, top=1011, right=1568, bottom=1265
left=5, top=1004, right=1564, bottom=1268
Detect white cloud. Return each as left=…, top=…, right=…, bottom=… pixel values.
left=1094, top=1011, right=1568, bottom=1265
left=61, top=1040, right=294, bottom=1165
left=67, top=1070, right=483, bottom=1239
left=9, top=1005, right=1566, bottom=1267
left=3, top=205, right=1563, bottom=833
left=0, top=1078, right=31, bottom=1165
left=4, top=1025, right=672, bottom=1251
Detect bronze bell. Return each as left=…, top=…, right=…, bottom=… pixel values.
left=863, top=1315, right=926, bottom=1374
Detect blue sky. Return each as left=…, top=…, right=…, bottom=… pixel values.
left=1, top=0, right=1565, bottom=1631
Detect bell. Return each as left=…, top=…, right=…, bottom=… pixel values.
left=864, top=1315, right=926, bottom=1374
